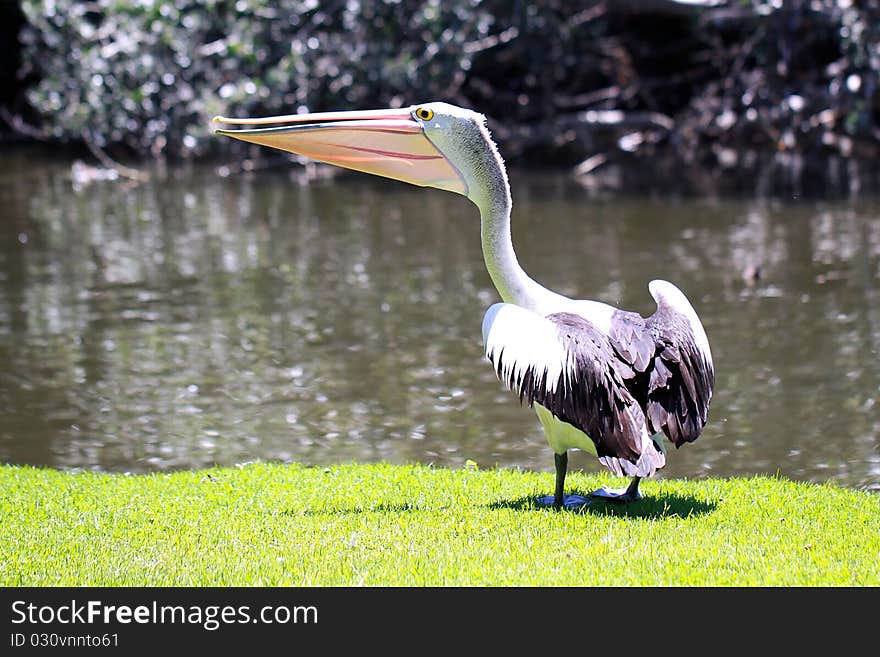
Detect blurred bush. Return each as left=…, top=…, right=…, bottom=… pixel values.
left=0, top=3, right=25, bottom=117
left=15, top=0, right=505, bottom=158
left=8, top=0, right=880, bottom=188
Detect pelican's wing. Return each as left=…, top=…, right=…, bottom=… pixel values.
left=482, top=303, right=649, bottom=464
left=644, top=281, right=715, bottom=447
left=607, top=309, right=656, bottom=374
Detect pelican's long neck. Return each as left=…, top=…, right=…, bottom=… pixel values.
left=470, top=143, right=565, bottom=313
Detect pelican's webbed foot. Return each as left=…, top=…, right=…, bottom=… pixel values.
left=535, top=451, right=591, bottom=510
left=536, top=494, right=591, bottom=510
left=590, top=476, right=643, bottom=503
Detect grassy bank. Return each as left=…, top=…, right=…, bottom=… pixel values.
left=2, top=462, right=877, bottom=586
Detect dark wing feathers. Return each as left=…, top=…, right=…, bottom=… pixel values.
left=484, top=301, right=714, bottom=472
left=495, top=311, right=647, bottom=463
left=607, top=310, right=655, bottom=373
left=644, top=307, right=715, bottom=447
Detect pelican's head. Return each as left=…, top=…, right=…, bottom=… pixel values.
left=213, top=102, right=507, bottom=207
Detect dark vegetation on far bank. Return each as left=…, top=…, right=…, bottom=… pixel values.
left=2, top=1, right=879, bottom=195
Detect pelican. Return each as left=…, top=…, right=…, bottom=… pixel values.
left=214, top=102, right=714, bottom=508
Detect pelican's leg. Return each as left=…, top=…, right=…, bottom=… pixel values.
left=552, top=451, right=567, bottom=508
left=537, top=452, right=590, bottom=510
left=590, top=476, right=643, bottom=502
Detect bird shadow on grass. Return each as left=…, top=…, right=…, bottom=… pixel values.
left=489, top=492, right=716, bottom=520
left=281, top=494, right=714, bottom=520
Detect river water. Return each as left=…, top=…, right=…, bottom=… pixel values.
left=1, top=146, right=878, bottom=490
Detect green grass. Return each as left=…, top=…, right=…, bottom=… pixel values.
left=1, top=462, right=877, bottom=586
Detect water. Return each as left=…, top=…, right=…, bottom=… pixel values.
left=1, top=146, right=878, bottom=490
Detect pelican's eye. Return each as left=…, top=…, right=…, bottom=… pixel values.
left=414, top=107, right=434, bottom=121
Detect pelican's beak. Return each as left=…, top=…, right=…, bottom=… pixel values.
left=213, top=108, right=467, bottom=195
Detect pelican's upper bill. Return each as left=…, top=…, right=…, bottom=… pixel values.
left=212, top=105, right=468, bottom=195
